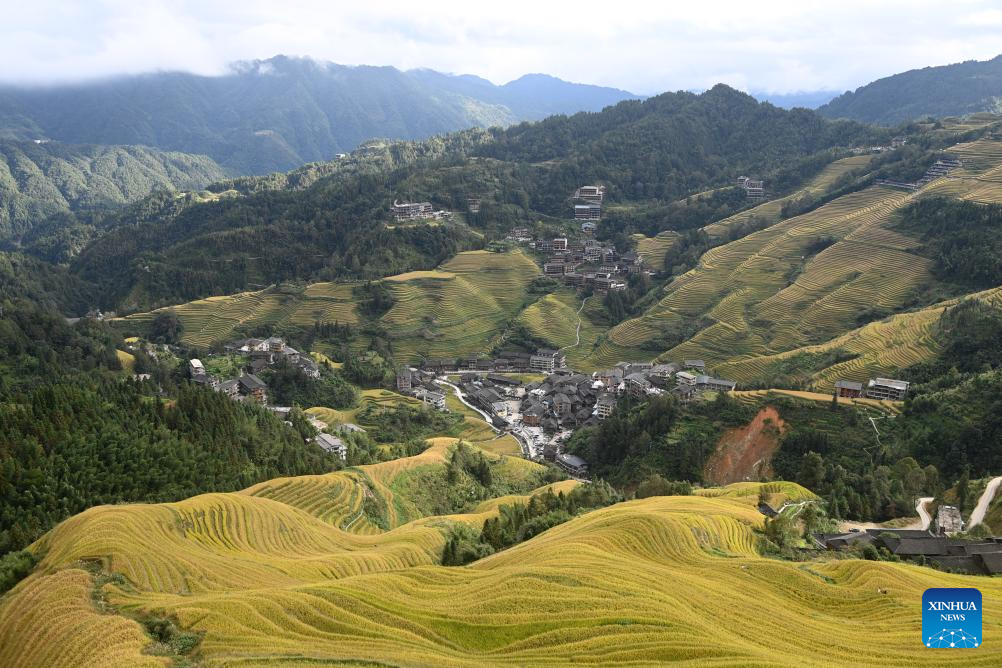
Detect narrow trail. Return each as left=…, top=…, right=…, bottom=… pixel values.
left=559, top=296, right=589, bottom=353
left=969, top=476, right=1002, bottom=528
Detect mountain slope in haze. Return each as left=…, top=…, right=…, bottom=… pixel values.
left=819, top=55, right=1002, bottom=125
left=0, top=56, right=638, bottom=175
left=751, top=90, right=839, bottom=109
left=0, top=140, right=224, bottom=243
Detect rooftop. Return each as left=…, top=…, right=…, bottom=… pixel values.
left=869, top=377, right=910, bottom=390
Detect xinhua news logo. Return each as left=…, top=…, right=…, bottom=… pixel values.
left=923, top=588, right=982, bottom=648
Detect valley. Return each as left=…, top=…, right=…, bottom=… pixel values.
left=5, top=42, right=1002, bottom=667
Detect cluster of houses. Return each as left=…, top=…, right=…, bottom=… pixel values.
left=876, top=155, right=963, bottom=191
left=187, top=336, right=342, bottom=438
left=814, top=522, right=1002, bottom=576
left=834, top=377, right=910, bottom=401
left=394, top=366, right=448, bottom=411
left=188, top=336, right=360, bottom=461
left=536, top=237, right=643, bottom=294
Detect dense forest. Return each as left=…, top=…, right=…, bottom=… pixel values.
left=0, top=140, right=224, bottom=243
left=565, top=393, right=756, bottom=486
left=896, top=197, right=1002, bottom=291
left=0, top=299, right=338, bottom=555
left=819, top=55, right=1002, bottom=125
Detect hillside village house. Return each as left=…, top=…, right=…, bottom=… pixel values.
left=530, top=349, right=567, bottom=374
left=574, top=204, right=601, bottom=220
left=696, top=376, right=737, bottom=392
left=834, top=380, right=863, bottom=398
left=391, top=200, right=434, bottom=221
left=413, top=387, right=447, bottom=411
left=556, top=453, right=589, bottom=478
left=594, top=393, right=617, bottom=419
left=238, top=374, right=268, bottom=404
left=866, top=378, right=910, bottom=401
left=675, top=371, right=697, bottom=386
left=314, top=433, right=347, bottom=461
left=574, top=185, right=606, bottom=202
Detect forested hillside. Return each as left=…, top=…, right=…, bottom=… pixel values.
left=819, top=55, right=1002, bottom=125
left=67, top=86, right=889, bottom=311
left=0, top=299, right=339, bottom=554
left=0, top=56, right=636, bottom=175
left=0, top=140, right=224, bottom=243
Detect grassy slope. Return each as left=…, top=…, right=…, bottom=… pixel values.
left=6, top=475, right=1002, bottom=666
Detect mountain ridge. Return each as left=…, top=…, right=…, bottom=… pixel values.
left=819, top=55, right=1002, bottom=125
left=0, top=55, right=638, bottom=175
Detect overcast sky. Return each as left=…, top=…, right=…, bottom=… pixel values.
left=2, top=0, right=1001, bottom=94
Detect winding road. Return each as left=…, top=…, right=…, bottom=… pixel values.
left=969, top=476, right=1002, bottom=529
left=435, top=379, right=533, bottom=458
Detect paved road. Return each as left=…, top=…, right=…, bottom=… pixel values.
left=435, top=379, right=534, bottom=458
left=915, top=497, right=934, bottom=530
left=436, top=379, right=497, bottom=427
left=969, top=476, right=1002, bottom=528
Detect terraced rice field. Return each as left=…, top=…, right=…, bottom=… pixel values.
left=717, top=286, right=1002, bottom=390
left=115, top=283, right=360, bottom=350
left=633, top=231, right=678, bottom=268
left=703, top=154, right=876, bottom=240
left=380, top=250, right=541, bottom=362
left=578, top=140, right=1002, bottom=378
left=6, top=473, right=1002, bottom=667
left=730, top=389, right=903, bottom=414
left=306, top=388, right=423, bottom=430
left=515, top=289, right=608, bottom=369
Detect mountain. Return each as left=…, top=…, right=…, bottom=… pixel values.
left=0, top=140, right=224, bottom=244
left=66, top=85, right=886, bottom=311
left=751, top=90, right=839, bottom=109
left=0, top=56, right=638, bottom=175
left=819, top=55, right=1002, bottom=125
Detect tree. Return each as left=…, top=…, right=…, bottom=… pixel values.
left=149, top=309, right=183, bottom=344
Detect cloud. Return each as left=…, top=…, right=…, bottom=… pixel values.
left=0, top=0, right=999, bottom=94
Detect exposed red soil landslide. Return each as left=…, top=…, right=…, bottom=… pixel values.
left=704, top=406, right=785, bottom=485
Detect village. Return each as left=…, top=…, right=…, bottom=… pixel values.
left=123, top=180, right=915, bottom=481
left=391, top=349, right=914, bottom=479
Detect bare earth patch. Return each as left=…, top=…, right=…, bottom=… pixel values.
left=704, top=406, right=785, bottom=485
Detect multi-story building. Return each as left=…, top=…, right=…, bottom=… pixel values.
left=574, top=185, right=606, bottom=202
left=594, top=393, right=617, bottom=419
left=391, top=200, right=434, bottom=221
left=866, top=378, right=910, bottom=401
left=530, top=349, right=567, bottom=374
left=574, top=204, right=602, bottom=220
left=552, top=237, right=569, bottom=251
left=396, top=368, right=414, bottom=392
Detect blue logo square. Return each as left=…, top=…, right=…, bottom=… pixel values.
left=923, top=588, right=982, bottom=648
